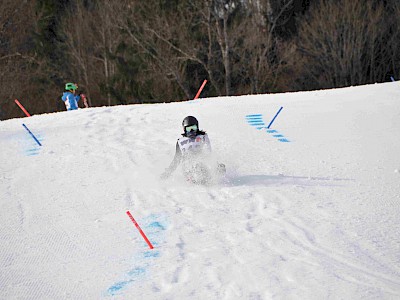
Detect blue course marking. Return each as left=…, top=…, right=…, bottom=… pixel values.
left=266, top=128, right=290, bottom=143
left=22, top=124, right=42, bottom=146
left=148, top=221, right=166, bottom=231
left=143, top=250, right=160, bottom=258
left=127, top=267, right=146, bottom=277
left=245, top=113, right=291, bottom=143
left=267, top=107, right=283, bottom=129
left=108, top=280, right=134, bottom=295
left=246, top=114, right=263, bottom=118
left=106, top=213, right=168, bottom=297
left=23, top=134, right=44, bottom=156
left=25, top=149, right=40, bottom=156
left=246, top=115, right=265, bottom=128
left=247, top=120, right=264, bottom=123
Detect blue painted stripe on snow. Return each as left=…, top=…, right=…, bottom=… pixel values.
left=246, top=112, right=292, bottom=143
left=247, top=118, right=262, bottom=122
left=106, top=213, right=168, bottom=296
left=23, top=133, right=43, bottom=157
left=143, top=250, right=160, bottom=258
left=127, top=267, right=146, bottom=277
left=148, top=221, right=166, bottom=230
left=25, top=149, right=39, bottom=156
left=246, top=117, right=263, bottom=120
left=246, top=114, right=263, bottom=118
left=108, top=280, right=134, bottom=295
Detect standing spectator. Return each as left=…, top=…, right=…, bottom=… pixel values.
left=61, top=83, right=88, bottom=111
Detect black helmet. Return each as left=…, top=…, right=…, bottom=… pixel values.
left=182, top=116, right=198, bottom=128
left=182, top=116, right=199, bottom=138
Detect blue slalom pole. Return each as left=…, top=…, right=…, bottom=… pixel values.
left=391, top=76, right=395, bottom=82
left=22, top=124, right=42, bottom=146
left=267, top=107, right=283, bottom=129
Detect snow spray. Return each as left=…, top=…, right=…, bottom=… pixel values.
left=126, top=211, right=154, bottom=249
left=22, top=124, right=42, bottom=146
left=15, top=99, right=31, bottom=117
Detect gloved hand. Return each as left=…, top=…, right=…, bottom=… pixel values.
left=80, top=94, right=89, bottom=108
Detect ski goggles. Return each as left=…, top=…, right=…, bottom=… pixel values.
left=185, top=124, right=198, bottom=133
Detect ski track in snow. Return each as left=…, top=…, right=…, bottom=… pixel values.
left=1, top=83, right=400, bottom=299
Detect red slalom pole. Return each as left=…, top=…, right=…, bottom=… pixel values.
left=126, top=211, right=154, bottom=249
left=194, top=79, right=207, bottom=100
left=14, top=99, right=31, bottom=117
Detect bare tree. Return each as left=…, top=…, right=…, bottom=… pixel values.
left=61, top=0, right=121, bottom=107
left=211, top=0, right=239, bottom=96
left=197, top=1, right=223, bottom=96
left=114, top=1, right=211, bottom=100
left=95, top=1, right=120, bottom=105
left=112, top=0, right=301, bottom=99
left=265, top=0, right=295, bottom=35
left=387, top=1, right=400, bottom=79
left=295, top=0, right=388, bottom=89
left=0, top=0, right=48, bottom=119
left=217, top=0, right=296, bottom=94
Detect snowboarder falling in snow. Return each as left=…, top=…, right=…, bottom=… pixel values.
left=161, top=116, right=225, bottom=184
left=61, top=82, right=88, bottom=111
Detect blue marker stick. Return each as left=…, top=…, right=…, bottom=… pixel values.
left=391, top=76, right=395, bottom=82
left=22, top=124, right=42, bottom=146
left=267, top=107, right=283, bottom=129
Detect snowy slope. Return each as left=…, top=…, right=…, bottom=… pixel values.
left=1, top=82, right=400, bottom=299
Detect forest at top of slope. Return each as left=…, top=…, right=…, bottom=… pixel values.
left=1, top=0, right=400, bottom=120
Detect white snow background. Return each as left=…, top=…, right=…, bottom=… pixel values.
left=1, top=82, right=400, bottom=299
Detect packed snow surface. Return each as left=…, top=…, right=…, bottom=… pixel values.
left=1, top=83, right=400, bottom=299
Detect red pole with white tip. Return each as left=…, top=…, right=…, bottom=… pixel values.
left=14, top=99, right=31, bottom=117
left=126, top=211, right=154, bottom=249
left=194, top=80, right=207, bottom=100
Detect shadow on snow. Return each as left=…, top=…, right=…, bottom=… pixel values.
left=226, top=174, right=354, bottom=188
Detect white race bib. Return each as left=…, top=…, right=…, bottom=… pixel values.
left=177, top=134, right=211, bottom=156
